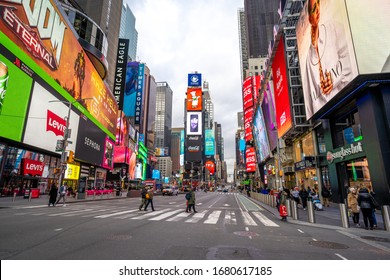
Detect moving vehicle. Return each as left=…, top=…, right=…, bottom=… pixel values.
left=162, top=186, right=179, bottom=196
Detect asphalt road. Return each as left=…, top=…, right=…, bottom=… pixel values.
left=1, top=191, right=389, bottom=260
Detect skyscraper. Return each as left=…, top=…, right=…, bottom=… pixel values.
left=119, top=3, right=138, bottom=62
left=155, top=82, right=173, bottom=156
left=244, top=0, right=280, bottom=58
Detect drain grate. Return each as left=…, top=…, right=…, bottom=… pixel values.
left=309, top=241, right=349, bottom=249
left=361, top=236, right=390, bottom=243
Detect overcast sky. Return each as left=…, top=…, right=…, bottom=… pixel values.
left=126, top=0, right=244, bottom=177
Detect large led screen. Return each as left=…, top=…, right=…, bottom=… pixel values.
left=186, top=88, right=202, bottom=111
left=186, top=112, right=202, bottom=136
left=296, top=0, right=359, bottom=119
left=123, top=62, right=139, bottom=117
left=0, top=0, right=118, bottom=136
left=242, top=77, right=253, bottom=111
left=204, top=129, right=215, bottom=156
left=244, top=107, right=254, bottom=142
left=253, top=106, right=270, bottom=163
left=262, top=82, right=278, bottom=152
left=272, top=38, right=293, bottom=138
left=245, top=147, right=256, bottom=173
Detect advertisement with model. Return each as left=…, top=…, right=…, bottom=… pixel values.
left=186, top=112, right=202, bottom=136
left=253, top=106, right=271, bottom=163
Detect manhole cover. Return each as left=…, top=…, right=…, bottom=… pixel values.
left=106, top=234, right=132, bottom=241
left=309, top=241, right=349, bottom=249
left=233, top=231, right=259, bottom=237
left=361, top=236, right=390, bottom=243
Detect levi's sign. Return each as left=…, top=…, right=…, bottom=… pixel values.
left=46, top=110, right=66, bottom=136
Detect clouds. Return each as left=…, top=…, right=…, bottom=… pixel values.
left=127, top=0, right=244, bottom=176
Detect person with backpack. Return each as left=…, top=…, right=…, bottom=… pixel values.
left=139, top=187, right=147, bottom=211
left=144, top=188, right=155, bottom=211
left=186, top=187, right=197, bottom=213
left=55, top=182, right=67, bottom=206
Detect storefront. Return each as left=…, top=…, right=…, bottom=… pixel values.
left=293, top=133, right=317, bottom=191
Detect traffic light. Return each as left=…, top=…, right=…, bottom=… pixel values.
left=68, top=150, right=75, bottom=163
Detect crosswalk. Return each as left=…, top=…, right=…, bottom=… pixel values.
left=14, top=205, right=280, bottom=227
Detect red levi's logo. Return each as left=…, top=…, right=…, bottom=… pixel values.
left=47, top=110, right=66, bottom=136
left=22, top=159, right=44, bottom=176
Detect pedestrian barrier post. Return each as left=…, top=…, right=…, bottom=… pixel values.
left=307, top=200, right=316, bottom=223
left=286, top=199, right=292, bottom=217
left=12, top=191, right=17, bottom=202
left=291, top=199, right=299, bottom=220
left=381, top=205, right=390, bottom=232
left=93, top=192, right=95, bottom=200
left=28, top=191, right=32, bottom=202
left=339, top=199, right=350, bottom=228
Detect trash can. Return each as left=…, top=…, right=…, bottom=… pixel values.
left=23, top=189, right=30, bottom=199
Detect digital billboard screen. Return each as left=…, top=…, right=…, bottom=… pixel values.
left=186, top=88, right=202, bottom=111
left=272, top=37, right=293, bottom=138
left=204, top=129, right=215, bottom=156
left=186, top=112, right=202, bottom=136
left=262, top=82, right=278, bottom=152
left=253, top=106, right=270, bottom=163
left=245, top=147, right=256, bottom=173
left=296, top=0, right=359, bottom=119
left=242, top=77, right=253, bottom=111
left=123, top=62, right=139, bottom=117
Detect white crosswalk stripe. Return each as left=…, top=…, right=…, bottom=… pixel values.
left=15, top=206, right=279, bottom=227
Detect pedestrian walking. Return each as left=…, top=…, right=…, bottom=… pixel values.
left=48, top=183, right=58, bottom=207
left=186, top=187, right=197, bottom=213
left=279, top=188, right=288, bottom=221
left=291, top=187, right=300, bottom=205
left=139, top=187, right=147, bottom=211
left=321, top=186, right=331, bottom=207
left=347, top=187, right=360, bottom=227
left=367, top=185, right=378, bottom=228
left=144, top=188, right=155, bottom=211
left=357, top=187, right=374, bottom=230
left=299, top=186, right=309, bottom=210
left=55, top=182, right=67, bottom=206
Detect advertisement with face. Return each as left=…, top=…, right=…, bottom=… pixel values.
left=272, top=38, right=293, bottom=138
left=186, top=88, right=202, bottom=111
left=102, top=137, right=114, bottom=170
left=23, top=82, right=79, bottom=153
left=0, top=51, right=33, bottom=142
left=123, top=62, right=139, bottom=117
left=0, top=0, right=118, bottom=136
left=253, top=106, right=270, bottom=163
left=345, top=0, right=390, bottom=74
left=296, top=0, right=359, bottom=119
left=186, top=112, right=202, bottom=136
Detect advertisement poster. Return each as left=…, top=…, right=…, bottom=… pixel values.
left=253, top=106, right=270, bottom=163
left=245, top=147, right=256, bottom=173
left=186, top=88, right=202, bottom=111
left=0, top=0, right=118, bottom=136
left=262, top=82, right=278, bottom=152
left=123, top=62, right=139, bottom=117
left=204, top=129, right=215, bottom=156
left=296, top=0, right=359, bottom=119
left=272, top=37, right=292, bottom=138
left=186, top=112, right=202, bottom=136
left=0, top=51, right=32, bottom=142
left=244, top=107, right=254, bottom=142
left=242, top=76, right=253, bottom=111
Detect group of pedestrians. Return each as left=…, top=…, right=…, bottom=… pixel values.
left=347, top=185, right=379, bottom=230
left=48, top=182, right=67, bottom=207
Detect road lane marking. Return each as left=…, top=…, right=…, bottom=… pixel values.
left=149, top=209, right=183, bottom=221
left=204, top=210, right=222, bottom=224
left=185, top=210, right=207, bottom=223
left=131, top=208, right=172, bottom=220
left=95, top=209, right=138, bottom=218
left=48, top=209, right=94, bottom=216
left=241, top=211, right=257, bottom=226
left=225, top=210, right=237, bottom=225
left=166, top=211, right=190, bottom=222
left=335, top=253, right=348, bottom=260
left=297, top=229, right=305, bottom=234
left=252, top=212, right=279, bottom=227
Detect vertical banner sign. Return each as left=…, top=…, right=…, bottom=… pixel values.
left=245, top=147, right=256, bottom=172
left=135, top=63, right=145, bottom=124
left=242, top=77, right=253, bottom=111
left=113, top=38, right=129, bottom=110
left=244, top=107, right=254, bottom=142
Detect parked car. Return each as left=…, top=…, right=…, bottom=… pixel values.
left=162, top=186, right=178, bottom=196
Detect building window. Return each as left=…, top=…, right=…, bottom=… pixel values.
left=331, top=106, right=362, bottom=148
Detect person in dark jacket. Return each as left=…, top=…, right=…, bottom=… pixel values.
left=144, top=188, right=155, bottom=211
left=48, top=183, right=58, bottom=206
left=186, top=188, right=197, bottom=213
left=357, top=187, right=374, bottom=230
left=139, top=187, right=147, bottom=211
left=299, top=186, right=309, bottom=210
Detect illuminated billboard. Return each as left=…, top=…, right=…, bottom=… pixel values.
left=262, top=82, right=278, bottom=152
left=245, top=147, right=256, bottom=173
left=188, top=73, right=202, bottom=87
left=204, top=129, right=215, bottom=156
left=186, top=112, right=202, bottom=136
left=242, top=77, right=253, bottom=111
left=296, top=0, right=359, bottom=119
left=272, top=37, right=293, bottom=138
left=186, top=88, right=202, bottom=111
left=244, top=107, right=254, bottom=142
left=123, top=61, right=139, bottom=117
left=0, top=0, right=118, bottom=136
left=253, top=106, right=270, bottom=163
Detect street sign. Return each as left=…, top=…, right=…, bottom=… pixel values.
left=55, top=140, right=64, bottom=152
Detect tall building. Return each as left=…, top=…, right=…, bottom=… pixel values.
left=119, top=3, right=138, bottom=62
left=155, top=82, right=173, bottom=155
left=244, top=0, right=280, bottom=58
left=157, top=157, right=172, bottom=181
left=74, top=0, right=123, bottom=91
left=171, top=128, right=184, bottom=174
left=203, top=81, right=214, bottom=130
left=238, top=8, right=249, bottom=83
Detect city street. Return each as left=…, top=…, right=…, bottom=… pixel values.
left=0, top=191, right=389, bottom=260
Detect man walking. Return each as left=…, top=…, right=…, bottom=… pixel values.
left=186, top=187, right=197, bottom=213
left=144, top=188, right=155, bottom=211
left=55, top=182, right=67, bottom=206
left=139, top=187, right=147, bottom=211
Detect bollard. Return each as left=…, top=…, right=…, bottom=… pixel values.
left=307, top=200, right=316, bottom=223
left=382, top=205, right=390, bottom=232
left=93, top=192, right=95, bottom=200
left=286, top=199, right=292, bottom=217
left=28, top=192, right=32, bottom=202
left=339, top=200, right=350, bottom=228
left=12, top=191, right=17, bottom=202
left=291, top=199, right=299, bottom=220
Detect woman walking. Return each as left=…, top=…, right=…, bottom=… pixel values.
left=48, top=183, right=58, bottom=207
left=347, top=187, right=360, bottom=227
